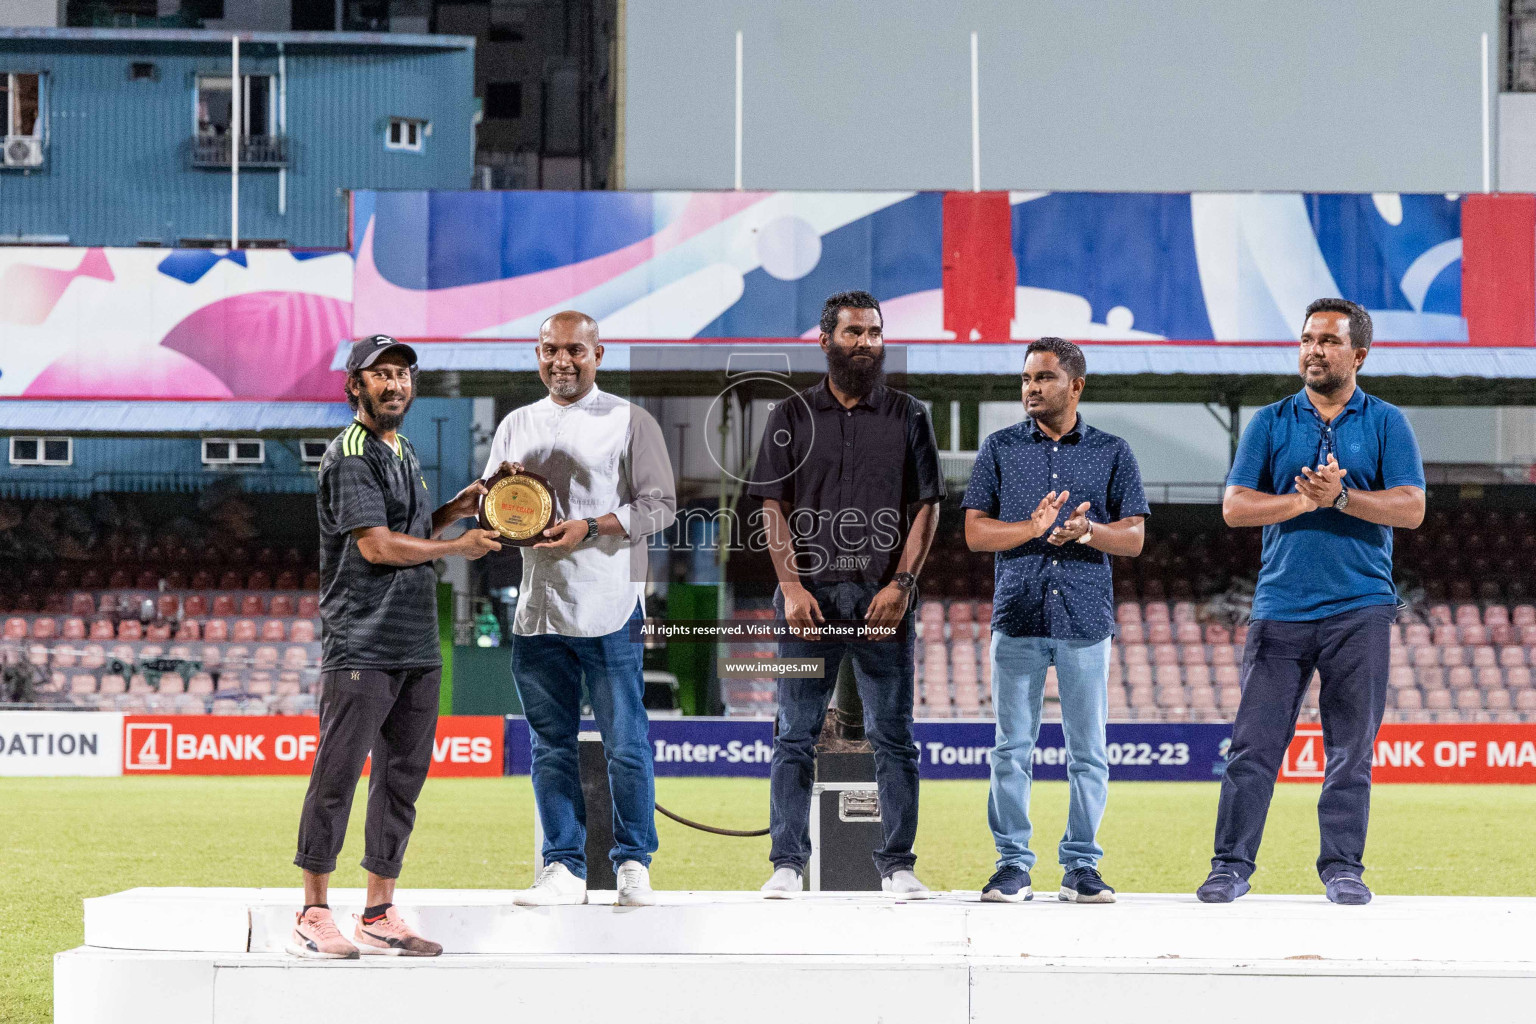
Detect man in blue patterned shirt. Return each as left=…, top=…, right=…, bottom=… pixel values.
left=962, top=337, right=1149, bottom=904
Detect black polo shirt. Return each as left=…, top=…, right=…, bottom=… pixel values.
left=748, top=378, right=945, bottom=585
left=316, top=420, right=442, bottom=670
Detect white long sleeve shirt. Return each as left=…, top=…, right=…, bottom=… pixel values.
left=482, top=385, right=677, bottom=637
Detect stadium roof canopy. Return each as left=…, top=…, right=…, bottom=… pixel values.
left=0, top=401, right=352, bottom=436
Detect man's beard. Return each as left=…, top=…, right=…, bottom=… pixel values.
left=358, top=389, right=413, bottom=432
left=1303, top=362, right=1349, bottom=396
left=548, top=372, right=584, bottom=399
left=826, top=344, right=885, bottom=398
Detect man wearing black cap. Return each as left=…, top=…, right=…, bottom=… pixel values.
left=289, top=335, right=502, bottom=959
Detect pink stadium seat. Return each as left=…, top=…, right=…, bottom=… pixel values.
left=1184, top=664, right=1211, bottom=688
left=1152, top=644, right=1179, bottom=667
left=1154, top=665, right=1183, bottom=688
left=62, top=617, right=86, bottom=640
left=297, top=595, right=320, bottom=619
left=145, top=623, right=172, bottom=641
left=1412, top=647, right=1438, bottom=668
left=276, top=672, right=303, bottom=696
left=31, top=617, right=57, bottom=640
left=80, top=644, right=105, bottom=670
left=232, top=619, right=258, bottom=643
left=1128, top=684, right=1155, bottom=708
left=247, top=672, right=274, bottom=696
left=240, top=595, right=266, bottom=617
left=1389, top=645, right=1408, bottom=668
left=289, top=619, right=316, bottom=643
left=1143, top=602, right=1170, bottom=623
left=1214, top=665, right=1240, bottom=687
left=187, top=672, right=214, bottom=695
left=1471, top=645, right=1497, bottom=668
left=1447, top=667, right=1475, bottom=690
left=88, top=619, right=114, bottom=640
left=260, top=619, right=286, bottom=642
left=183, top=594, right=208, bottom=617
left=1172, top=601, right=1197, bottom=623
left=1500, top=646, right=1528, bottom=668
left=1517, top=689, right=1536, bottom=712
left=1210, top=645, right=1236, bottom=667
left=202, top=619, right=229, bottom=642
left=1154, top=684, right=1186, bottom=709
left=1417, top=667, right=1445, bottom=691
left=1116, top=602, right=1141, bottom=624
left=1513, top=605, right=1536, bottom=626
left=1432, top=625, right=1458, bottom=646
left=1487, top=605, right=1510, bottom=627
left=98, top=673, right=127, bottom=696
left=270, top=594, right=296, bottom=617
left=253, top=645, right=280, bottom=669
left=1175, top=622, right=1202, bottom=644
left=1106, top=663, right=1124, bottom=688
left=128, top=673, right=154, bottom=695
left=117, top=620, right=142, bottom=641
left=1404, top=623, right=1431, bottom=645
left=1427, top=604, right=1452, bottom=626
left=248, top=570, right=273, bottom=590
left=70, top=593, right=95, bottom=616
left=26, top=644, right=48, bottom=667
left=1454, top=604, right=1481, bottom=626
left=1217, top=686, right=1242, bottom=712
left=1122, top=644, right=1149, bottom=667
left=302, top=572, right=320, bottom=591
left=1439, top=645, right=1465, bottom=668
left=1395, top=688, right=1422, bottom=711
left=1486, top=689, right=1513, bottom=712
left=1232, top=624, right=1249, bottom=646
left=69, top=673, right=98, bottom=695
left=1147, top=623, right=1173, bottom=645
left=156, top=594, right=179, bottom=620
left=175, top=620, right=201, bottom=641
left=1424, top=688, right=1453, bottom=712
left=1521, top=625, right=1536, bottom=646
left=275, top=571, right=299, bottom=591
left=1455, top=689, right=1484, bottom=712
left=1490, top=624, right=1513, bottom=646
left=1179, top=644, right=1206, bottom=666
left=225, top=645, right=251, bottom=669
left=1119, top=622, right=1145, bottom=643
left=51, top=647, right=77, bottom=669
left=1462, top=624, right=1488, bottom=646
left=6, top=617, right=30, bottom=640
left=212, top=595, right=237, bottom=617
left=1475, top=667, right=1504, bottom=691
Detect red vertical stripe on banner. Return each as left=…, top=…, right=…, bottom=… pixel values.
left=942, top=192, right=1016, bottom=342
left=1461, top=193, right=1536, bottom=347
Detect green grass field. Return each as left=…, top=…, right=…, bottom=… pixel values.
left=6, top=777, right=1536, bottom=1022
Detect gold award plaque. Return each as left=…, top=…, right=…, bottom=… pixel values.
left=478, top=470, right=555, bottom=546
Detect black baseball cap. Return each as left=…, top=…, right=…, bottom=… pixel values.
left=347, top=334, right=418, bottom=372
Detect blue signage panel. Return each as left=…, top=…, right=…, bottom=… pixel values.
left=504, top=717, right=1232, bottom=782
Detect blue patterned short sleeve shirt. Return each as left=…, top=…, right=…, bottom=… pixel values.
left=962, top=416, right=1149, bottom=641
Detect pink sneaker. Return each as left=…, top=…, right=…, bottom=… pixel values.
left=286, top=907, right=360, bottom=959
left=353, top=906, right=443, bottom=957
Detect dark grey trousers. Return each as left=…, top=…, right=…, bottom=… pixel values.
left=294, top=665, right=441, bottom=878
left=1211, top=604, right=1394, bottom=884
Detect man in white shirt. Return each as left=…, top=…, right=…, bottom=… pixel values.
left=484, top=311, right=676, bottom=908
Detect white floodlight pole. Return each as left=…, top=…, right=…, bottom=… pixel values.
left=231, top=34, right=241, bottom=248
left=734, top=30, right=744, bottom=190
left=971, top=31, right=981, bottom=191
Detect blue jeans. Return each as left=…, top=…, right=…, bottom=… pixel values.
left=988, top=633, right=1110, bottom=872
left=770, top=581, right=920, bottom=876
left=510, top=602, right=655, bottom=878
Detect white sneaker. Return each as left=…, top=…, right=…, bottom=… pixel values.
left=760, top=866, right=802, bottom=899
left=615, top=860, right=657, bottom=907
left=514, top=862, right=589, bottom=906
left=881, top=869, right=932, bottom=899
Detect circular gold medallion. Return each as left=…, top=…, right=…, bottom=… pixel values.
left=483, top=474, right=554, bottom=542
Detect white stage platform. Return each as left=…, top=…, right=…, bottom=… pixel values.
left=58, top=888, right=1536, bottom=1023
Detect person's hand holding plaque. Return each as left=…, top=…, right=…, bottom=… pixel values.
left=478, top=461, right=557, bottom=547
left=532, top=518, right=588, bottom=553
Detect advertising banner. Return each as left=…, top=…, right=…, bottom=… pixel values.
left=121, top=715, right=503, bottom=777
left=1282, top=723, right=1536, bottom=784
left=505, top=717, right=1235, bottom=782
left=0, top=710, right=124, bottom=776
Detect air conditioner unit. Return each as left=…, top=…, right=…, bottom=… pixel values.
left=2, top=137, right=43, bottom=168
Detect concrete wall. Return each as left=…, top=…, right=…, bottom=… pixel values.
left=626, top=0, right=1499, bottom=192
left=1499, top=92, right=1536, bottom=192
left=0, top=1, right=62, bottom=29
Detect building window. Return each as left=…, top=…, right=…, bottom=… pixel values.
left=10, top=437, right=72, bottom=466
left=300, top=439, right=328, bottom=464
left=386, top=117, right=426, bottom=152
left=485, top=81, right=522, bottom=119
left=129, top=62, right=158, bottom=82
left=196, top=74, right=273, bottom=139
left=202, top=438, right=265, bottom=465
left=1, top=73, right=45, bottom=169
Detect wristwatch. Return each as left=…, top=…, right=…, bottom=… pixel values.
left=891, top=571, right=917, bottom=592
left=1332, top=490, right=1350, bottom=512
left=584, top=517, right=600, bottom=542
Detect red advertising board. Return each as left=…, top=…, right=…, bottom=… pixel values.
left=122, top=715, right=503, bottom=777
left=1281, top=723, right=1536, bottom=784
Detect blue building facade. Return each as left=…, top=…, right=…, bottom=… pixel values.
left=0, top=28, right=474, bottom=248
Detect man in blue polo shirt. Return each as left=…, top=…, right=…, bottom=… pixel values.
left=1197, top=298, right=1425, bottom=907
left=963, top=337, right=1149, bottom=904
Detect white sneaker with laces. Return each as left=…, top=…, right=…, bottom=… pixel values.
left=760, top=866, right=803, bottom=899
left=514, top=862, right=589, bottom=906
left=881, top=869, right=932, bottom=899
left=616, top=860, right=657, bottom=907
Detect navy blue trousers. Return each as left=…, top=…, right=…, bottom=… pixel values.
left=1211, top=604, right=1394, bottom=884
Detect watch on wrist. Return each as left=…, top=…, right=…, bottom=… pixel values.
left=584, top=517, right=599, bottom=541
left=891, top=571, right=917, bottom=592
left=1332, top=489, right=1350, bottom=512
